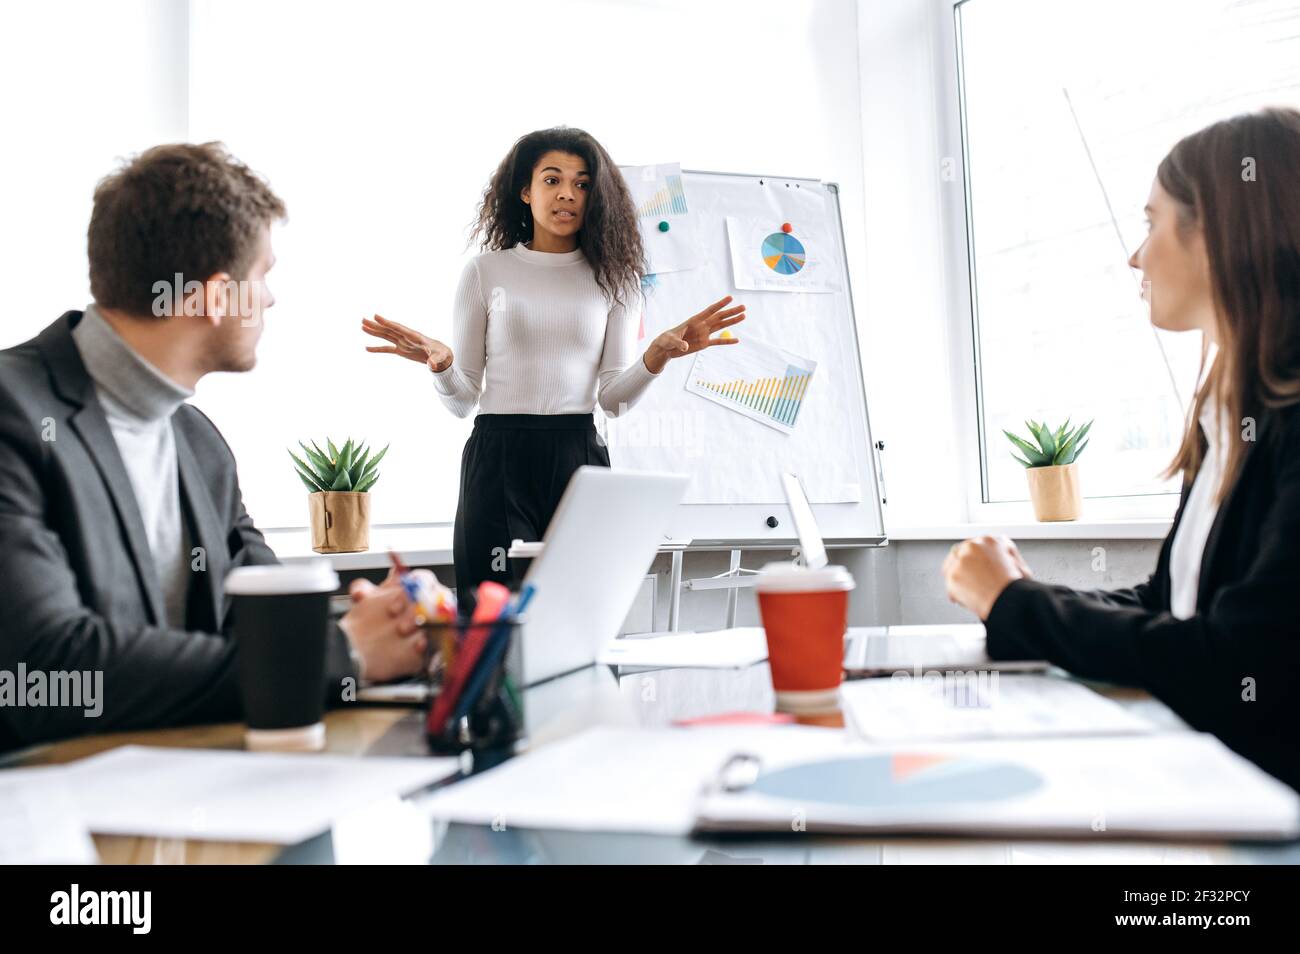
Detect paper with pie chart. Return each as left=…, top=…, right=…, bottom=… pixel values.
left=620, top=162, right=701, bottom=275
left=685, top=335, right=816, bottom=434
left=726, top=214, right=840, bottom=293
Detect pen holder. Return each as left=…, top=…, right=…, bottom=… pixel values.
left=423, top=616, right=525, bottom=758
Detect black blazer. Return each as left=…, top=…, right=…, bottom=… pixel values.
left=0, top=312, right=356, bottom=750
left=987, top=401, right=1300, bottom=791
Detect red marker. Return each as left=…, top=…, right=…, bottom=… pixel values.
left=781, top=222, right=793, bottom=233
left=673, top=711, right=796, bottom=727
left=426, top=581, right=511, bottom=735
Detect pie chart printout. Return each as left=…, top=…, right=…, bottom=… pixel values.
left=761, top=231, right=806, bottom=275
left=750, top=752, right=1045, bottom=808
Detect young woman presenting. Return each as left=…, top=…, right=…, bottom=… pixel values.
left=363, top=127, right=744, bottom=604
left=943, top=108, right=1300, bottom=790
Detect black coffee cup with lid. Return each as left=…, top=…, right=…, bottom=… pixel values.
left=225, top=561, right=340, bottom=751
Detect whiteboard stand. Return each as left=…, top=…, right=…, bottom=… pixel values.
left=663, top=540, right=692, bottom=632
left=680, top=548, right=796, bottom=630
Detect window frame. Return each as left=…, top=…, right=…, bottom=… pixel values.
left=938, top=0, right=1182, bottom=524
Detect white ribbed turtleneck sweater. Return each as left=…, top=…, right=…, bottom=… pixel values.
left=431, top=243, right=660, bottom=418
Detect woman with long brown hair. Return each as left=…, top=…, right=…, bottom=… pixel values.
left=943, top=107, right=1300, bottom=790
left=361, top=128, right=743, bottom=604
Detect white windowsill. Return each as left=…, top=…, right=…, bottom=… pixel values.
left=262, top=525, right=455, bottom=570
left=261, top=514, right=1172, bottom=576
left=886, top=519, right=1172, bottom=541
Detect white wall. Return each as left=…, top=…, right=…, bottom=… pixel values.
left=0, top=0, right=188, bottom=336
left=185, top=0, right=869, bottom=529
left=0, top=0, right=869, bottom=533
left=631, top=537, right=1158, bottom=631
left=891, top=538, right=1162, bottom=625
left=855, top=0, right=971, bottom=528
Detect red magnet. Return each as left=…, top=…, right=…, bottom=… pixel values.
left=781, top=222, right=793, bottom=233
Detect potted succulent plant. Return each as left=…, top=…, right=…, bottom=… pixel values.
left=288, top=438, right=388, bottom=553
left=1003, top=419, right=1092, bottom=522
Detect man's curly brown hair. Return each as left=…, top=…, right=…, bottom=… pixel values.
left=470, top=127, right=644, bottom=308
left=88, top=142, right=286, bottom=318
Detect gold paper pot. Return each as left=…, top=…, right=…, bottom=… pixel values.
left=1025, top=463, right=1081, bottom=521
left=308, top=491, right=371, bottom=553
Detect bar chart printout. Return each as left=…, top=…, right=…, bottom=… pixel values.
left=635, top=173, right=688, bottom=218
left=620, top=162, right=700, bottom=275
left=685, top=336, right=817, bottom=434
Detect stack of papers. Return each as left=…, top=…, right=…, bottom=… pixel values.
left=0, top=746, right=459, bottom=845
left=598, top=627, right=768, bottom=669
left=0, top=767, right=98, bottom=863
left=421, top=726, right=1300, bottom=841
left=422, top=725, right=837, bottom=835
left=695, top=732, right=1300, bottom=840
left=841, top=673, right=1155, bottom=742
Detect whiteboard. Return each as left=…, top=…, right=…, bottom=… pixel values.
left=606, top=170, right=885, bottom=547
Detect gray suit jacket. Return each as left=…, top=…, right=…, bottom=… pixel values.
left=0, top=311, right=356, bottom=750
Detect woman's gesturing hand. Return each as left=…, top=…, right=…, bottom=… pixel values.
left=362, top=314, right=454, bottom=372
left=643, top=296, right=746, bottom=374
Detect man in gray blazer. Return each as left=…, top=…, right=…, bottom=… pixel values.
left=0, top=143, right=427, bottom=750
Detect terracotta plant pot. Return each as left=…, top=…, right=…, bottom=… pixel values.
left=308, top=491, right=371, bottom=553
left=1025, top=463, right=1081, bottom=522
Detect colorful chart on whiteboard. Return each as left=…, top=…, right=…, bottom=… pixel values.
left=620, top=162, right=701, bottom=275
left=726, top=214, right=840, bottom=293
left=685, top=335, right=817, bottom=434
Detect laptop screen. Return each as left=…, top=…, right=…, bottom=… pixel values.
left=781, top=472, right=828, bottom=570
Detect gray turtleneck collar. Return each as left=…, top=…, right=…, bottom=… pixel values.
left=71, top=303, right=194, bottom=422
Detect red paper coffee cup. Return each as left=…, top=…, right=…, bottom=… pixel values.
left=756, top=563, right=854, bottom=703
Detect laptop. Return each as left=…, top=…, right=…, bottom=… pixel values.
left=515, top=466, right=689, bottom=686
left=779, top=473, right=1047, bottom=678
left=355, top=467, right=687, bottom=703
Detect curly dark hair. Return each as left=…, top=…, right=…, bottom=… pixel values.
left=470, top=127, right=645, bottom=308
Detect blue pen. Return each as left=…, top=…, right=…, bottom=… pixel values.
left=388, top=549, right=429, bottom=619
left=510, top=582, right=537, bottom=618
left=388, top=549, right=417, bottom=598
left=452, top=584, right=536, bottom=722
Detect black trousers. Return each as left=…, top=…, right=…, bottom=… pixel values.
left=452, top=413, right=610, bottom=610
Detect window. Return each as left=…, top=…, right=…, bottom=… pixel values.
left=954, top=0, right=1300, bottom=505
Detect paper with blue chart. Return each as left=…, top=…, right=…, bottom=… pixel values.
left=686, top=335, right=817, bottom=435
left=694, top=732, right=1300, bottom=839
left=605, top=172, right=868, bottom=510
left=621, top=162, right=701, bottom=275
left=725, top=195, right=840, bottom=294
